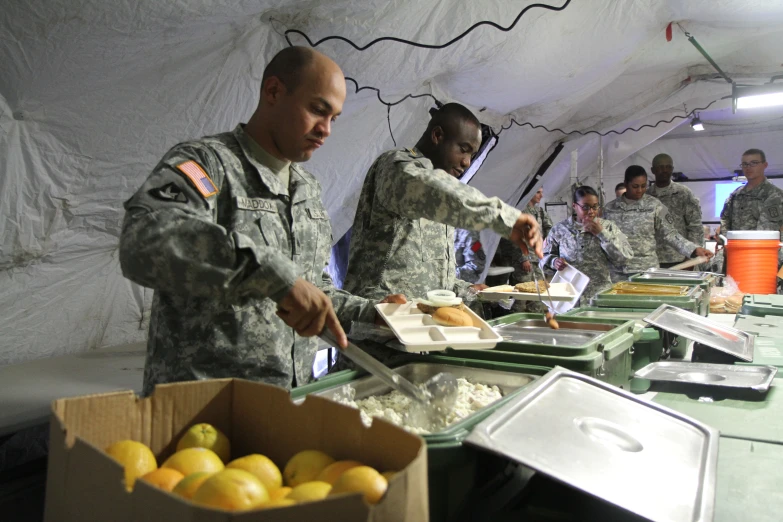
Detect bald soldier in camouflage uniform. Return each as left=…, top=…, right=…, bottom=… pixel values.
left=339, top=103, right=542, bottom=367
left=647, top=154, right=705, bottom=268
left=120, top=48, right=395, bottom=396
left=603, top=165, right=712, bottom=282
left=454, top=228, right=487, bottom=284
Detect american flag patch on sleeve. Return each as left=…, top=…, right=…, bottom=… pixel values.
left=176, top=160, right=218, bottom=198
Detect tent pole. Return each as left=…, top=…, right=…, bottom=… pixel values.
left=598, top=135, right=604, bottom=206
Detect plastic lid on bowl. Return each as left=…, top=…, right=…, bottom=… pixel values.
left=726, top=231, right=780, bottom=240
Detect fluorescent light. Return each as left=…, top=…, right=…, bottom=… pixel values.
left=691, top=116, right=704, bottom=131
left=732, top=82, right=783, bottom=112
left=736, top=92, right=783, bottom=109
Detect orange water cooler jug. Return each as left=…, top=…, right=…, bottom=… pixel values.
left=724, top=231, right=781, bottom=294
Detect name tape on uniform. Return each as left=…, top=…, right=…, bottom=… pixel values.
left=306, top=208, right=329, bottom=220
left=176, top=161, right=218, bottom=198
left=236, top=197, right=276, bottom=212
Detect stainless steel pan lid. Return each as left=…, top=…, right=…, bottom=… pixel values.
left=644, top=268, right=721, bottom=278
left=635, top=361, right=778, bottom=392
left=644, top=304, right=754, bottom=361
left=465, top=367, right=718, bottom=522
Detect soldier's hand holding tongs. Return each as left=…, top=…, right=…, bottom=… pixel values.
left=277, top=279, right=348, bottom=348
left=510, top=214, right=543, bottom=259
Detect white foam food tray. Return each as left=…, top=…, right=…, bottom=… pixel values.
left=478, top=282, right=578, bottom=302
left=374, top=301, right=502, bottom=352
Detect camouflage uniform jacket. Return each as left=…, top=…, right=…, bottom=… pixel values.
left=542, top=217, right=633, bottom=302
left=494, top=204, right=553, bottom=285
left=720, top=179, right=783, bottom=233
left=454, top=228, right=487, bottom=284
left=603, top=194, right=698, bottom=281
left=343, top=147, right=521, bottom=301
left=120, top=124, right=375, bottom=396
left=647, top=182, right=704, bottom=263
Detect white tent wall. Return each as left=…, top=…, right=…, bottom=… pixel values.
left=3, top=1, right=783, bottom=365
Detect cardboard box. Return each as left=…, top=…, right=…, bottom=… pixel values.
left=44, top=378, right=428, bottom=522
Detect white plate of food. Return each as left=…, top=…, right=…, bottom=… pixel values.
left=374, top=292, right=501, bottom=352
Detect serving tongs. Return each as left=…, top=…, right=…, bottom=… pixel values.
left=531, top=264, right=559, bottom=328
left=318, top=329, right=458, bottom=429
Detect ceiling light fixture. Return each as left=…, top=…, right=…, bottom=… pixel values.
left=732, top=82, right=783, bottom=113
left=691, top=116, right=704, bottom=131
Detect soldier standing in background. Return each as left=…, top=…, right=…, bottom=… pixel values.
left=647, top=154, right=704, bottom=268
left=543, top=186, right=633, bottom=303
left=720, top=148, right=783, bottom=276
left=603, top=166, right=713, bottom=282
left=720, top=149, right=783, bottom=235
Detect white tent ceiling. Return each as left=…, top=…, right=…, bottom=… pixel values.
left=2, top=0, right=783, bottom=365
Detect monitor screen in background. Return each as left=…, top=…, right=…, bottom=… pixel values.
left=714, top=182, right=745, bottom=219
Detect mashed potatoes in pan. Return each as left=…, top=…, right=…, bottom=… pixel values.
left=337, top=378, right=503, bottom=435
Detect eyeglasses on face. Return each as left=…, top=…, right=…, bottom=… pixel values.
left=740, top=161, right=763, bottom=168
left=575, top=203, right=601, bottom=212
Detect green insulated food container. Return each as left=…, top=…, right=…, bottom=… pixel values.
left=452, top=313, right=635, bottom=390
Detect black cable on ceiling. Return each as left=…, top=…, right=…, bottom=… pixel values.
left=343, top=77, right=441, bottom=146
left=283, top=0, right=572, bottom=50
left=277, top=1, right=720, bottom=143
left=278, top=1, right=572, bottom=145
left=496, top=99, right=722, bottom=137
left=386, top=105, right=395, bottom=146
left=344, top=77, right=440, bottom=108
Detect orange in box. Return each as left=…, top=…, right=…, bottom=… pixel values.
left=44, top=379, right=428, bottom=522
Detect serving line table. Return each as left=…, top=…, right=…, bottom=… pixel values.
left=2, top=312, right=782, bottom=522
left=634, top=312, right=783, bottom=521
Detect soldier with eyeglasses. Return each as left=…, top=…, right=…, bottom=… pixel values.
left=543, top=186, right=633, bottom=303
left=720, top=148, right=783, bottom=237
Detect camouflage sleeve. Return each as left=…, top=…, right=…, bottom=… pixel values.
left=524, top=209, right=552, bottom=265
left=119, top=145, right=299, bottom=303
left=319, top=271, right=377, bottom=326
left=684, top=192, right=705, bottom=247
left=655, top=204, right=698, bottom=258
left=380, top=155, right=521, bottom=236
left=719, top=193, right=732, bottom=234
left=756, top=190, right=783, bottom=232
left=541, top=225, right=562, bottom=270
left=596, top=220, right=634, bottom=266
left=541, top=209, right=554, bottom=238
